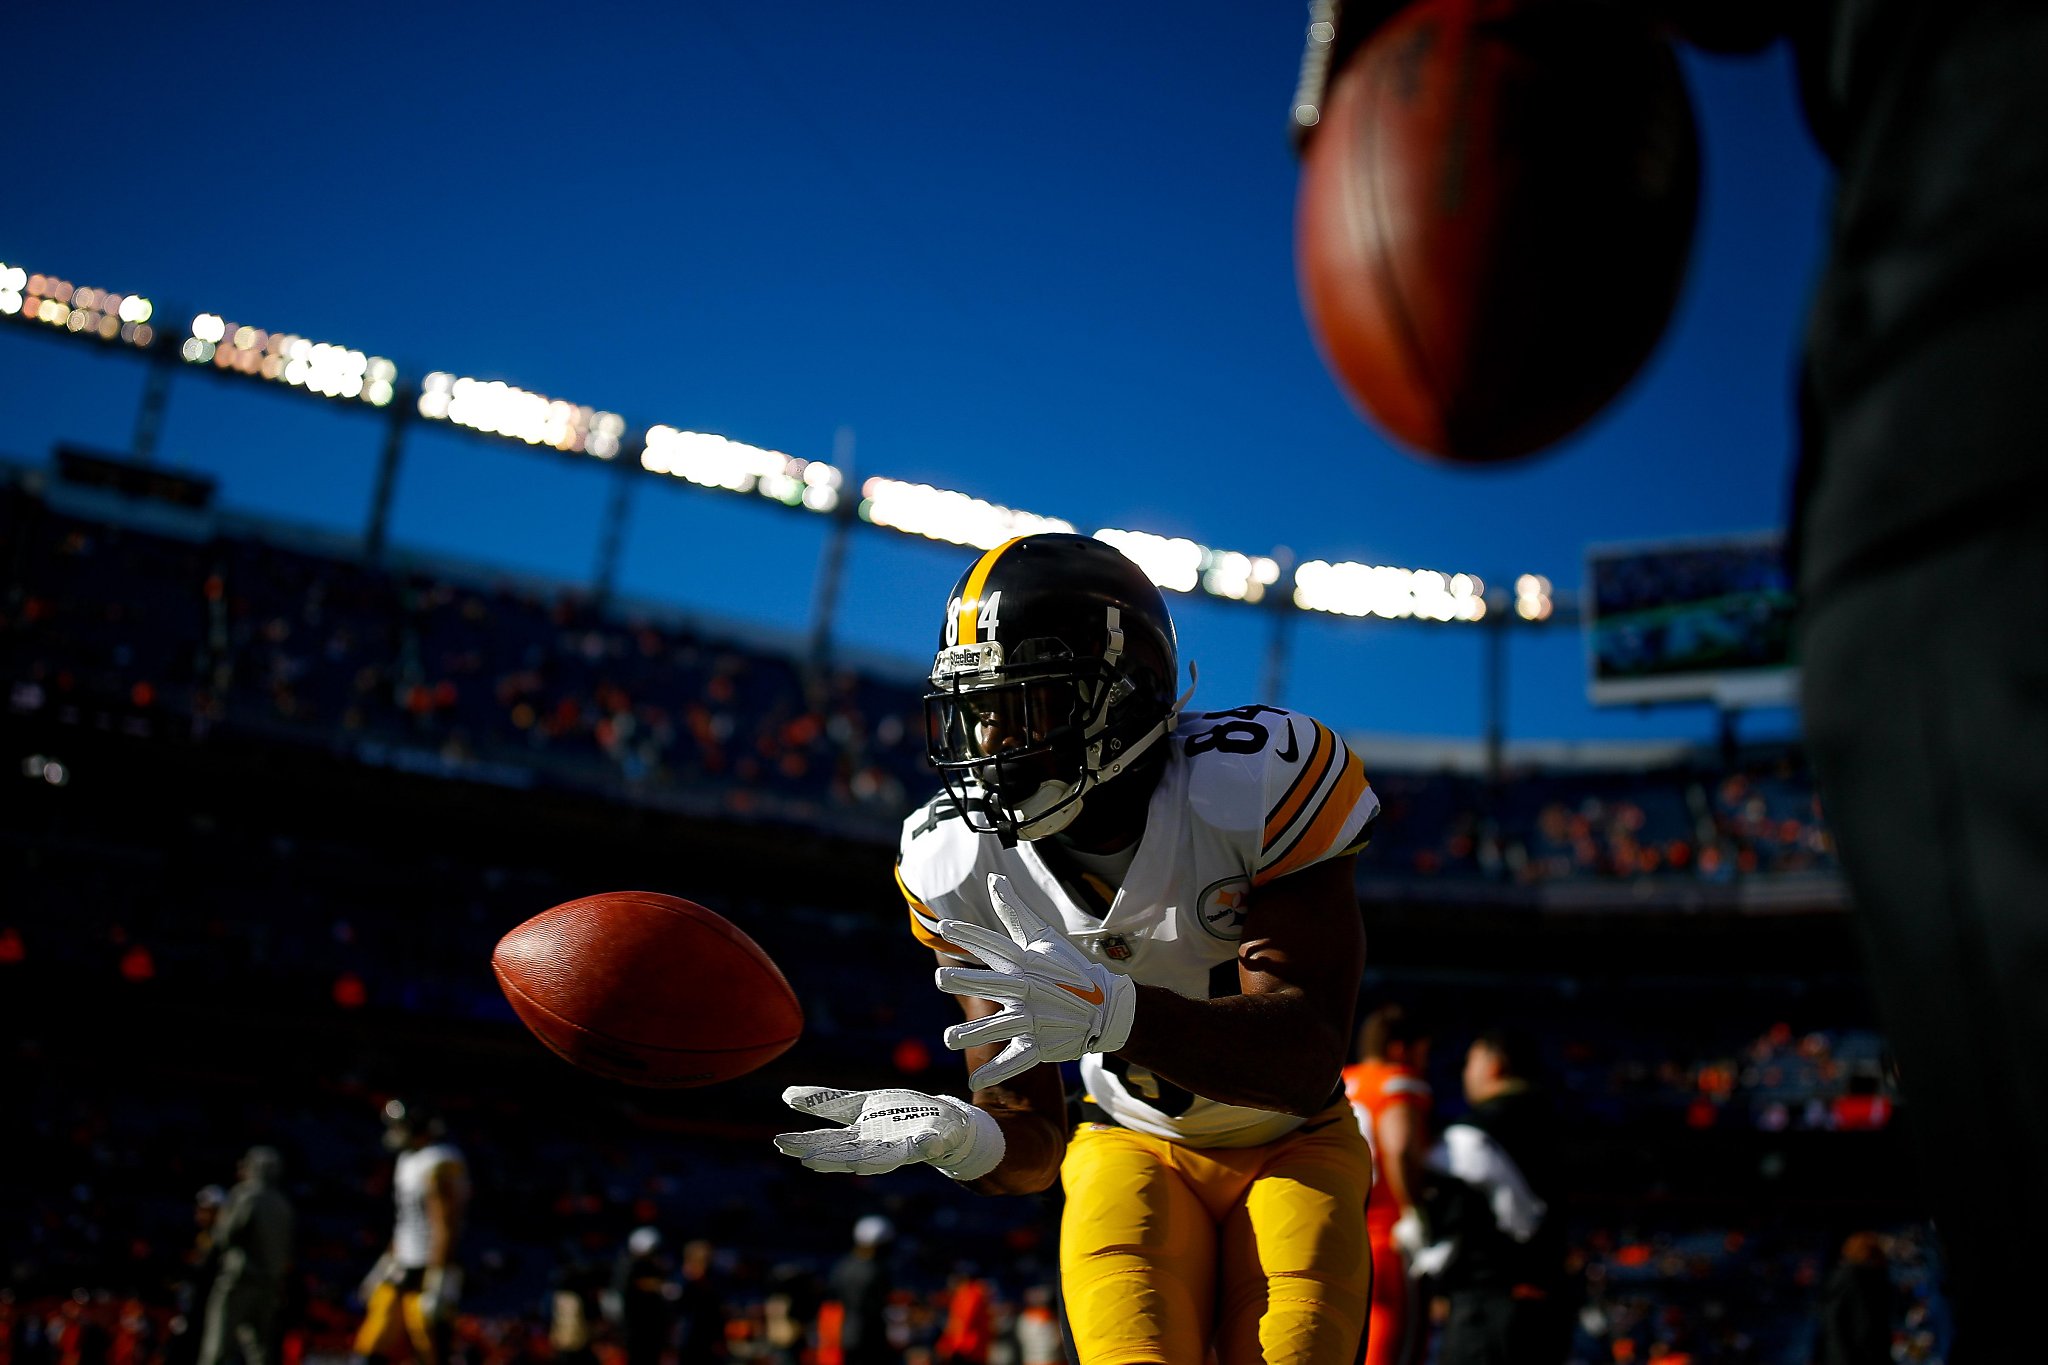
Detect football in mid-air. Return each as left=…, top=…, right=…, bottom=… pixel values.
left=493, top=891, right=803, bottom=1087
left=1296, top=0, right=1700, bottom=463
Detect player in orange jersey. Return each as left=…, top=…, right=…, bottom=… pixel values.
left=1343, top=1005, right=1433, bottom=1365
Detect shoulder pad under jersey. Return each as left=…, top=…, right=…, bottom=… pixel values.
left=896, top=791, right=985, bottom=953
left=1177, top=704, right=1379, bottom=887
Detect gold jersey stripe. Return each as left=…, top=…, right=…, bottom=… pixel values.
left=1263, top=720, right=1336, bottom=851
left=957, top=535, right=1024, bottom=644
left=896, top=864, right=950, bottom=951
left=1257, top=749, right=1371, bottom=886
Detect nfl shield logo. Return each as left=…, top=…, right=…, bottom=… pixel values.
left=1100, top=936, right=1132, bottom=960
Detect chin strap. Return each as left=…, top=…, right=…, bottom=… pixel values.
left=1090, top=661, right=1196, bottom=785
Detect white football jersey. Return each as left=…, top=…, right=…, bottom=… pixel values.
left=897, top=704, right=1379, bottom=1148
left=392, top=1143, right=467, bottom=1268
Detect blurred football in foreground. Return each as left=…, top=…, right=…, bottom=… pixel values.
left=493, top=891, right=802, bottom=1087
left=1296, top=0, right=1699, bottom=463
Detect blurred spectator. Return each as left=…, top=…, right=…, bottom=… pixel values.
left=933, top=1267, right=990, bottom=1365
left=547, top=1262, right=603, bottom=1365
left=606, top=1228, right=673, bottom=1365
left=827, top=1217, right=896, bottom=1365
left=1426, top=1031, right=1572, bottom=1365
left=197, top=1149, right=292, bottom=1365
left=673, top=1240, right=723, bottom=1365
left=760, top=1263, right=820, bottom=1365
left=166, top=1187, right=226, bottom=1365
left=1343, top=1004, right=1434, bottom=1365
left=1013, top=1287, right=1061, bottom=1365
left=1814, top=1234, right=1893, bottom=1365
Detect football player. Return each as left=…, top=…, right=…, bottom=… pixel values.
left=352, top=1099, right=469, bottom=1365
left=775, top=533, right=1380, bottom=1365
left=1342, top=1006, right=1433, bottom=1365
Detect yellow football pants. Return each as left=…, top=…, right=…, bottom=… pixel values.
left=352, top=1282, right=438, bottom=1365
left=1059, top=1101, right=1375, bottom=1365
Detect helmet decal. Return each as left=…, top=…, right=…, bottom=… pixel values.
left=952, top=536, right=1023, bottom=646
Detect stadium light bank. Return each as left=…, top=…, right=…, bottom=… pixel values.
left=0, top=254, right=1564, bottom=628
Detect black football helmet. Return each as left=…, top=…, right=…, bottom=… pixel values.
left=381, top=1097, right=445, bottom=1151
left=924, top=533, right=1182, bottom=845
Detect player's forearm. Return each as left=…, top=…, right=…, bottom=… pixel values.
left=426, top=1213, right=461, bottom=1267
left=1117, top=985, right=1347, bottom=1115
left=1385, top=1150, right=1421, bottom=1214
left=966, top=1097, right=1064, bottom=1196
left=953, top=986, right=1067, bottom=1193
left=1379, top=1107, right=1423, bottom=1212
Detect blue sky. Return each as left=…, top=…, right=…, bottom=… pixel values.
left=0, top=1, right=1831, bottom=743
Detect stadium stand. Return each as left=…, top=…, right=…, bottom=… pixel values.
left=0, top=461, right=1839, bottom=897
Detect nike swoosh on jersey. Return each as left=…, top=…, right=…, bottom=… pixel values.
left=1056, top=980, right=1105, bottom=1005
left=1276, top=720, right=1299, bottom=763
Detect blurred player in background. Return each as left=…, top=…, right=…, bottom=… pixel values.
left=1421, top=1030, right=1569, bottom=1365
left=776, top=534, right=1380, bottom=1365
left=198, top=1148, right=294, bottom=1365
left=1815, top=1232, right=1895, bottom=1365
left=934, top=1263, right=993, bottom=1365
left=606, top=1227, right=674, bottom=1365
left=824, top=1215, right=896, bottom=1365
left=168, top=1185, right=227, bottom=1365
left=1343, top=1006, right=1433, bottom=1365
left=547, top=1259, right=603, bottom=1365
left=760, top=1260, right=821, bottom=1365
left=353, top=1099, right=469, bottom=1365
left=675, top=1239, right=726, bottom=1365
left=1014, top=1286, right=1063, bottom=1365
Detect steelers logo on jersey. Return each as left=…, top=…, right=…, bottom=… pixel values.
left=1197, top=875, right=1253, bottom=941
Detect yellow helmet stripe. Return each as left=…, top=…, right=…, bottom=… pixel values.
left=957, top=536, right=1024, bottom=644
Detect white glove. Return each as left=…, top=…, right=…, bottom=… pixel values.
left=935, top=873, right=1138, bottom=1090
left=356, top=1252, right=398, bottom=1305
left=772, top=1085, right=1005, bottom=1182
left=1392, top=1208, right=1426, bottom=1261
left=419, top=1266, right=462, bottom=1322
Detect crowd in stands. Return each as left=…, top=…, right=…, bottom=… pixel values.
left=1531, top=1020, right=1896, bottom=1135
left=1, top=774, right=1878, bottom=1141
left=1365, top=757, right=1836, bottom=885
left=1569, top=1223, right=1947, bottom=1364
left=0, top=481, right=928, bottom=838
left=0, top=472, right=1840, bottom=889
